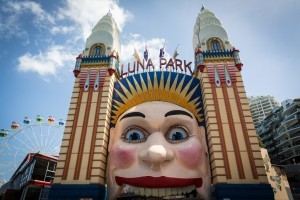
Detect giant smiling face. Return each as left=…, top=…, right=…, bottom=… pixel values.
left=107, top=101, right=211, bottom=199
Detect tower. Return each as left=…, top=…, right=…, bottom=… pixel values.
left=248, top=95, right=280, bottom=130
left=49, top=12, right=120, bottom=199
left=193, top=6, right=274, bottom=199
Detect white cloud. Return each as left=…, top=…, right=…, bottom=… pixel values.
left=0, top=1, right=55, bottom=40
left=17, top=45, right=75, bottom=77
left=4, top=0, right=133, bottom=81
left=7, top=1, right=55, bottom=25
left=50, top=26, right=76, bottom=35
left=0, top=15, right=27, bottom=40
left=58, top=0, right=133, bottom=39
left=130, top=33, right=141, bottom=40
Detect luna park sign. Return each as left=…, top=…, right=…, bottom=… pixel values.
left=120, top=58, right=194, bottom=77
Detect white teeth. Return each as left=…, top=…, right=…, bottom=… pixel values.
left=159, top=188, right=165, bottom=197
left=191, top=185, right=196, bottom=191
left=171, top=187, right=177, bottom=195
left=182, top=186, right=187, bottom=194
left=178, top=187, right=183, bottom=195
left=133, top=187, right=140, bottom=195
left=186, top=185, right=195, bottom=193
left=122, top=185, right=196, bottom=197
left=166, top=188, right=172, bottom=196
left=129, top=185, right=134, bottom=193
left=152, top=188, right=159, bottom=197
left=139, top=187, right=145, bottom=196
left=145, top=188, right=152, bottom=197
left=122, top=184, right=130, bottom=193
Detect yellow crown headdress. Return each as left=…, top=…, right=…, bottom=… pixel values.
left=111, top=71, right=205, bottom=126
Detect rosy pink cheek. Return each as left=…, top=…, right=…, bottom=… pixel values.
left=177, top=141, right=204, bottom=168
left=110, top=146, right=136, bottom=168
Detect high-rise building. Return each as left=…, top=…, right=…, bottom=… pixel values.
left=257, top=98, right=300, bottom=199
left=257, top=98, right=300, bottom=165
left=248, top=95, right=280, bottom=130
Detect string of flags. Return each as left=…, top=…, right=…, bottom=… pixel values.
left=123, top=43, right=194, bottom=76
left=132, top=43, right=179, bottom=61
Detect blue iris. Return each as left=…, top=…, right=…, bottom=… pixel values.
left=171, top=131, right=185, bottom=140
left=167, top=126, right=189, bottom=142
left=128, top=132, right=142, bottom=141
left=124, top=128, right=146, bottom=142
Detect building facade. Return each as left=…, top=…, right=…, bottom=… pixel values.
left=49, top=6, right=273, bottom=200
left=258, top=98, right=300, bottom=199
left=257, top=98, right=300, bottom=165
left=0, top=153, right=57, bottom=200
left=248, top=95, right=280, bottom=130
left=260, top=149, right=294, bottom=200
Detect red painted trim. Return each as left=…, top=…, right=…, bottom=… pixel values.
left=195, top=48, right=202, bottom=55
left=235, top=63, right=243, bottom=71
left=74, top=87, right=93, bottom=180
left=198, top=65, right=205, bottom=72
left=62, top=87, right=83, bottom=180
left=232, top=47, right=239, bottom=52
left=73, top=70, right=80, bottom=77
left=211, top=84, right=231, bottom=179
left=221, top=84, right=245, bottom=179
left=233, top=83, right=258, bottom=179
left=108, top=68, right=115, bottom=76
left=28, top=180, right=51, bottom=187
left=86, top=85, right=104, bottom=180
left=76, top=54, right=83, bottom=59
left=116, top=176, right=203, bottom=188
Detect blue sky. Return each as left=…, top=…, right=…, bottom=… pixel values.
left=0, top=0, right=299, bottom=132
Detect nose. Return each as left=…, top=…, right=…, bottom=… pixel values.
left=139, top=133, right=174, bottom=167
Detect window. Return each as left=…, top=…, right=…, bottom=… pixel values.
left=94, top=46, right=101, bottom=57
left=211, top=40, right=221, bottom=51
left=90, top=43, right=105, bottom=57
left=207, top=37, right=224, bottom=52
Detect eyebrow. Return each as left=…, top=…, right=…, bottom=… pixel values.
left=120, top=112, right=146, bottom=121
left=164, top=110, right=193, bottom=119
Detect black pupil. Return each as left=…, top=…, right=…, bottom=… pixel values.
left=172, top=132, right=183, bottom=140
left=130, top=132, right=140, bottom=140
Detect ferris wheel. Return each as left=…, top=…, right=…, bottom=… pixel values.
left=0, top=115, right=65, bottom=186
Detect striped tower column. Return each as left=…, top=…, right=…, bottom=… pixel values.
left=50, top=61, right=117, bottom=199
left=193, top=8, right=274, bottom=197
left=197, top=59, right=273, bottom=198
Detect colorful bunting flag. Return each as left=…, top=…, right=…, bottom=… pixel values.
left=159, top=47, right=165, bottom=58
left=144, top=45, right=148, bottom=61
left=133, top=47, right=141, bottom=62
left=173, top=44, right=179, bottom=59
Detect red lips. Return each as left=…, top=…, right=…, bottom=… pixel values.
left=115, top=176, right=202, bottom=188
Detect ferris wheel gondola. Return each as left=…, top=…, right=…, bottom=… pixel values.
left=0, top=115, right=65, bottom=185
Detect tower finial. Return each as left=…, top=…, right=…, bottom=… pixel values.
left=201, top=4, right=205, bottom=11
left=107, top=9, right=112, bottom=16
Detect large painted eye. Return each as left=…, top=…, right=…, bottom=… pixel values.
left=166, top=126, right=189, bottom=143
left=122, top=126, right=148, bottom=143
